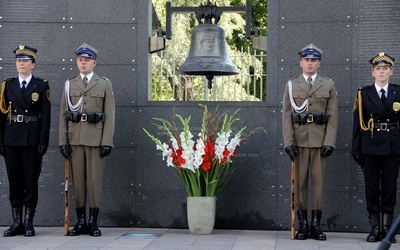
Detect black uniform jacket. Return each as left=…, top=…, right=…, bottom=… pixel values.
left=352, top=83, right=400, bottom=156
left=0, top=76, right=51, bottom=146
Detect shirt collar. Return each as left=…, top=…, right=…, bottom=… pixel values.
left=303, top=73, right=317, bottom=83
left=374, top=83, right=388, bottom=94
left=19, top=75, right=32, bottom=87
left=80, top=72, right=94, bottom=83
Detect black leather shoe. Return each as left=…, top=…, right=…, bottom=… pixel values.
left=68, top=222, right=88, bottom=236
left=4, top=207, right=24, bottom=237
left=23, top=207, right=35, bottom=237
left=3, top=222, right=24, bottom=237
left=295, top=210, right=309, bottom=240
left=382, top=226, right=396, bottom=243
left=88, top=208, right=101, bottom=237
left=24, top=222, right=35, bottom=237
left=68, top=207, right=88, bottom=236
left=367, top=225, right=381, bottom=242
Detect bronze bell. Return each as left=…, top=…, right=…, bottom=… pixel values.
left=179, top=23, right=239, bottom=89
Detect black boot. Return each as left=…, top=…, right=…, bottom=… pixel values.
left=367, top=213, right=381, bottom=242
left=24, top=207, right=35, bottom=237
left=295, top=209, right=309, bottom=240
left=3, top=207, right=24, bottom=237
left=310, top=210, right=326, bottom=240
left=382, top=213, right=396, bottom=243
left=68, top=207, right=88, bottom=236
left=88, top=207, right=101, bottom=236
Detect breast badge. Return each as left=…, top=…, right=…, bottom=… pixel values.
left=31, top=92, right=39, bottom=102
left=393, top=102, right=400, bottom=112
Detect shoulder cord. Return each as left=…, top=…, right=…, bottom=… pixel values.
left=357, top=90, right=374, bottom=137
left=288, top=80, right=308, bottom=113
left=0, top=80, right=12, bottom=119
left=65, top=80, right=83, bottom=112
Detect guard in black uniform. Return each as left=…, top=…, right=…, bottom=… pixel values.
left=1, top=45, right=51, bottom=237
left=352, top=52, right=399, bottom=243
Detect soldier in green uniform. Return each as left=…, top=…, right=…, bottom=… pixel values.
left=59, top=43, right=115, bottom=237
left=1, top=45, right=51, bottom=237
left=282, top=44, right=338, bottom=241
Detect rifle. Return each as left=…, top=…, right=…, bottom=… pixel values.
left=64, top=157, right=72, bottom=235
left=63, top=116, right=72, bottom=236
left=290, top=161, right=296, bottom=239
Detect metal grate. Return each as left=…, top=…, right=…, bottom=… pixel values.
left=151, top=47, right=267, bottom=101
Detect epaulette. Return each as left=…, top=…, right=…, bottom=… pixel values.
left=390, top=83, right=400, bottom=89
left=322, top=77, right=333, bottom=81
left=6, top=77, right=16, bottom=82
left=101, top=76, right=111, bottom=82
left=36, top=77, right=48, bottom=83
left=290, top=76, right=299, bottom=81
left=68, top=75, right=78, bottom=81
left=359, top=85, right=370, bottom=90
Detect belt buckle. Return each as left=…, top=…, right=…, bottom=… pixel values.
left=16, top=115, right=24, bottom=123
left=380, top=123, right=388, bottom=130
left=307, top=114, right=314, bottom=123
left=81, top=113, right=87, bottom=122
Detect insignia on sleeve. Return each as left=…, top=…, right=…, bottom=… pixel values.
left=46, top=89, right=51, bottom=102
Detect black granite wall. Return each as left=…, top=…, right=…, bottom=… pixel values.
left=0, top=0, right=399, bottom=233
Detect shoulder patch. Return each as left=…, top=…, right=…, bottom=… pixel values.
left=6, top=77, right=16, bottom=82
left=46, top=89, right=51, bottom=102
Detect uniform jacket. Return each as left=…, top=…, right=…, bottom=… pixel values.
left=58, top=73, right=115, bottom=147
left=352, top=83, right=400, bottom=156
left=282, top=74, right=338, bottom=148
left=0, top=76, right=51, bottom=146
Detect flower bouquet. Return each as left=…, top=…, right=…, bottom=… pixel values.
left=143, top=104, right=260, bottom=197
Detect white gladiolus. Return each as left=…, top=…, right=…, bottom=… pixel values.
left=156, top=143, right=170, bottom=160
left=227, top=135, right=241, bottom=156
left=215, top=130, right=232, bottom=162
left=193, top=138, right=205, bottom=169
left=166, top=148, right=174, bottom=167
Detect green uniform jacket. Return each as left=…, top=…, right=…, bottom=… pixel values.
left=58, top=73, right=115, bottom=147
left=282, top=74, right=338, bottom=149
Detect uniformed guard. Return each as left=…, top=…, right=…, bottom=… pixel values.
left=282, top=44, right=338, bottom=241
left=352, top=52, right=399, bottom=243
left=1, top=45, right=51, bottom=237
left=59, top=43, right=115, bottom=237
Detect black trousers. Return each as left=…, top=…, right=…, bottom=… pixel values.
left=4, top=145, right=42, bottom=208
left=363, top=155, right=400, bottom=215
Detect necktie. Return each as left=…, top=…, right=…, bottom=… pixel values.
left=307, top=77, right=313, bottom=89
left=380, top=89, right=386, bottom=103
left=21, top=80, right=27, bottom=94
left=83, top=76, right=88, bottom=88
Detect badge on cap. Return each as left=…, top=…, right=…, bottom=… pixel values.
left=75, top=43, right=98, bottom=60
left=298, top=43, right=323, bottom=60
left=369, top=52, right=395, bottom=67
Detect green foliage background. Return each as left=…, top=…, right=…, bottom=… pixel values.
left=151, top=0, right=268, bottom=101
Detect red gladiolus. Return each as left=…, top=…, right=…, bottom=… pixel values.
left=221, top=146, right=230, bottom=163
left=171, top=148, right=185, bottom=167
left=202, top=155, right=212, bottom=171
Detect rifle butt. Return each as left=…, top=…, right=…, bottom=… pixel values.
left=64, top=159, right=72, bottom=236
left=290, top=161, right=296, bottom=239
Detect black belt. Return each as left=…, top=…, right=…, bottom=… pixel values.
left=68, top=111, right=104, bottom=123
left=374, top=122, right=398, bottom=131
left=292, top=113, right=329, bottom=125
left=9, top=115, right=39, bottom=123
